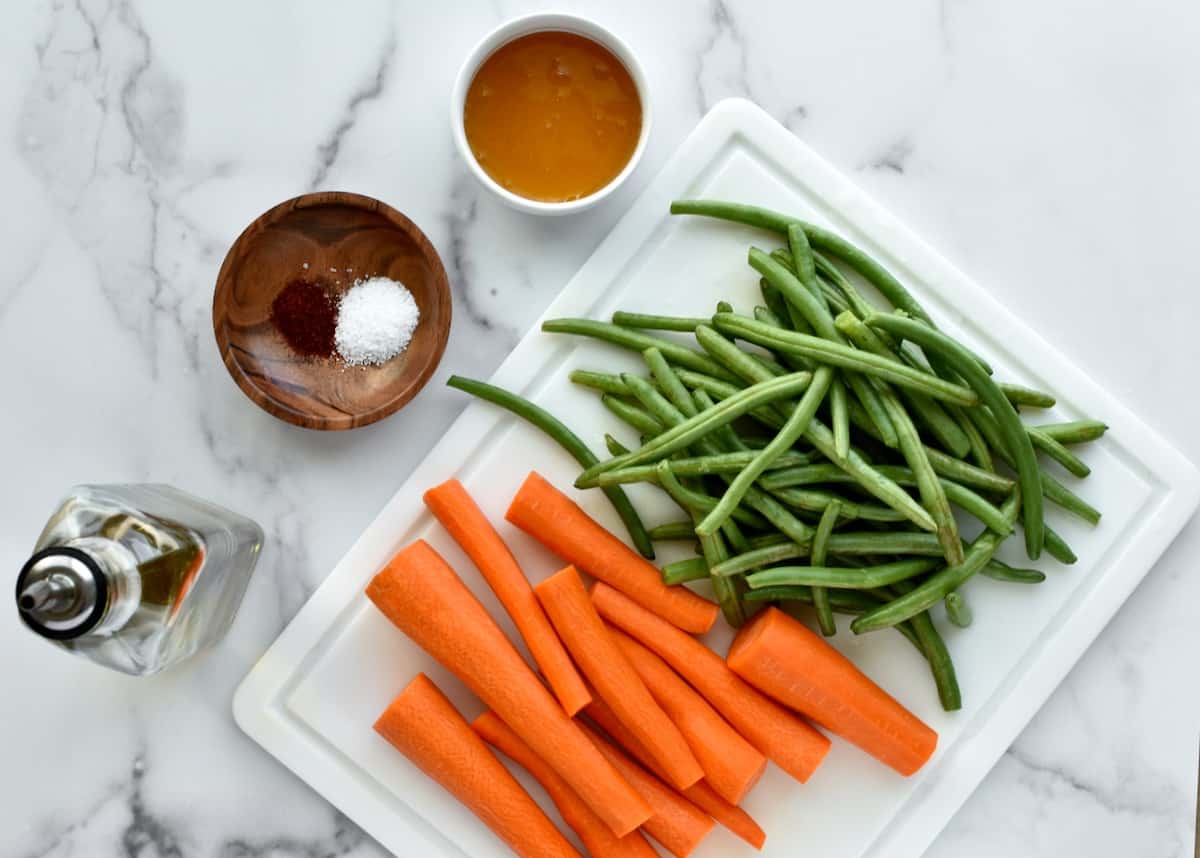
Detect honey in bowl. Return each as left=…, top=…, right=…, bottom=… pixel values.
left=464, top=31, right=642, bottom=203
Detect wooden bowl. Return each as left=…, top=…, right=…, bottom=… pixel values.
left=213, top=192, right=452, bottom=430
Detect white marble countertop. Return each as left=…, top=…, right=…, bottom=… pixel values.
left=3, top=1, right=1199, bottom=856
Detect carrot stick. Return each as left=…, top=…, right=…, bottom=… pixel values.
left=535, top=566, right=704, bottom=791
left=584, top=696, right=767, bottom=850
left=507, top=472, right=718, bottom=634
left=374, top=673, right=581, bottom=858
left=606, top=626, right=768, bottom=805
left=577, top=721, right=715, bottom=858
left=473, top=711, right=659, bottom=858
left=591, top=582, right=832, bottom=783
left=425, top=479, right=591, bottom=716
left=367, top=541, right=652, bottom=836
left=727, top=606, right=938, bottom=776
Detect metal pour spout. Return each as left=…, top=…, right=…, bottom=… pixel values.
left=19, top=573, right=77, bottom=614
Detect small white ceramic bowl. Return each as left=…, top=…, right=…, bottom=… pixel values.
left=451, top=12, right=652, bottom=216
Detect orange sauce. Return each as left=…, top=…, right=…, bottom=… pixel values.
left=464, top=31, right=642, bottom=203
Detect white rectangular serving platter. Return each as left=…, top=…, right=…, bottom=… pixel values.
left=234, top=98, right=1199, bottom=858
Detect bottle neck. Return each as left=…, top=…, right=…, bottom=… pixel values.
left=16, top=539, right=142, bottom=640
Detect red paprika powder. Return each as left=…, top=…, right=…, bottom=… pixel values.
left=271, top=279, right=337, bottom=357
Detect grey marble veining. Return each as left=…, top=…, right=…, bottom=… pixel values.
left=2, top=1, right=1199, bottom=856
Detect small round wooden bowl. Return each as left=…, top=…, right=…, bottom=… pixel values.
left=213, top=192, right=452, bottom=430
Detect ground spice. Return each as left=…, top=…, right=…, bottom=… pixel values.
left=271, top=279, right=337, bottom=357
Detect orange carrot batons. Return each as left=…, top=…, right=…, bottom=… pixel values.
left=609, top=626, right=767, bottom=805
left=591, top=582, right=831, bottom=783
left=577, top=721, right=715, bottom=858
left=366, top=541, right=651, bottom=836
left=728, top=606, right=938, bottom=776
left=374, top=674, right=580, bottom=858
left=507, top=472, right=718, bottom=634
left=584, top=697, right=767, bottom=850
left=473, top=711, right=659, bottom=858
left=424, top=478, right=591, bottom=715
left=535, top=566, right=703, bottom=791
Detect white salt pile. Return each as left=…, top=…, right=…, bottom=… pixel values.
left=335, top=277, right=421, bottom=366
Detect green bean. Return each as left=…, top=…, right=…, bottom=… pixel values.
left=683, top=333, right=938, bottom=529
left=758, top=464, right=1010, bottom=535
left=809, top=500, right=841, bottom=635
left=647, top=461, right=768, bottom=529
left=673, top=369, right=786, bottom=430
left=923, top=445, right=1014, bottom=493
left=829, top=377, right=851, bottom=460
left=657, top=463, right=746, bottom=625
left=944, top=591, right=972, bottom=628
left=711, top=531, right=943, bottom=577
left=771, top=247, right=851, bottom=315
left=446, top=375, right=655, bottom=559
left=636, top=379, right=815, bottom=546
left=612, top=311, right=709, bottom=332
left=700, top=524, right=746, bottom=627
left=747, top=557, right=942, bottom=590
left=595, top=451, right=811, bottom=486
left=964, top=406, right=1100, bottom=526
left=715, top=313, right=979, bottom=406
left=661, top=557, right=709, bottom=585
left=1042, top=524, right=1077, bottom=565
left=643, top=348, right=697, bottom=418
left=600, top=394, right=663, bottom=437
left=880, top=381, right=965, bottom=565
left=868, top=314, right=1044, bottom=559
left=834, top=311, right=972, bottom=458
left=806, top=419, right=936, bottom=530
left=648, top=521, right=696, bottom=541
left=999, top=382, right=1056, bottom=409
left=721, top=516, right=751, bottom=554
left=605, top=434, right=631, bottom=457
left=902, top=602, right=962, bottom=711
left=697, top=367, right=833, bottom=538
left=769, top=487, right=907, bottom=522
left=852, top=494, right=1020, bottom=632
left=670, top=199, right=937, bottom=326
left=542, top=318, right=738, bottom=381
left=948, top=402, right=994, bottom=472
left=982, top=559, right=1045, bottom=584
left=1042, top=475, right=1101, bottom=525
left=812, top=250, right=877, bottom=322
left=759, top=279, right=793, bottom=331
left=787, top=223, right=825, bottom=308
left=575, top=372, right=815, bottom=486
left=1029, top=427, right=1091, bottom=478
left=747, top=249, right=901, bottom=446
left=569, top=369, right=631, bottom=396
left=1036, top=419, right=1108, bottom=445
left=743, top=585, right=876, bottom=611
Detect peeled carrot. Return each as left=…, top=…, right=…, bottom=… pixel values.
left=608, top=626, right=767, bottom=805
left=728, top=606, right=938, bottom=776
left=374, top=673, right=580, bottom=858
left=577, top=721, right=715, bottom=858
left=507, top=472, right=718, bottom=634
left=535, top=566, right=703, bottom=791
left=591, top=582, right=832, bottom=783
left=585, top=696, right=767, bottom=851
left=424, top=479, right=591, bottom=716
left=367, top=541, right=652, bottom=836
left=473, top=711, right=659, bottom=858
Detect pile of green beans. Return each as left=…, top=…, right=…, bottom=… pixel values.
left=451, top=198, right=1108, bottom=712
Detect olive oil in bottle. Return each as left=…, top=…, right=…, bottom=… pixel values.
left=15, top=484, right=263, bottom=675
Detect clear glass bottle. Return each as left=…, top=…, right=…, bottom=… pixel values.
left=15, top=484, right=264, bottom=676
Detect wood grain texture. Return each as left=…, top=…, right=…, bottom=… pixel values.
left=213, top=191, right=452, bottom=430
